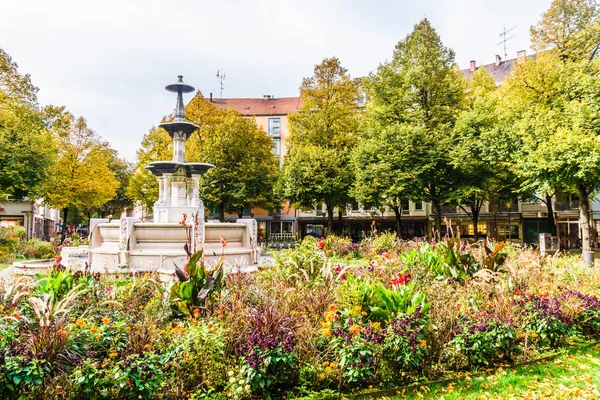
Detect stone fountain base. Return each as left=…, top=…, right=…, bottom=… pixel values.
left=89, top=216, right=258, bottom=273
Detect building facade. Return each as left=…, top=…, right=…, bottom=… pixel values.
left=0, top=199, right=60, bottom=241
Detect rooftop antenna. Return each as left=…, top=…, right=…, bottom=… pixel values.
left=498, top=26, right=518, bottom=63
left=216, top=69, right=226, bottom=99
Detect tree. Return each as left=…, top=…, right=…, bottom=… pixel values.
left=503, top=0, right=600, bottom=253
left=530, top=0, right=600, bottom=62
left=93, top=152, right=133, bottom=218
left=279, top=57, right=360, bottom=234
left=0, top=48, right=55, bottom=200
left=363, top=19, right=466, bottom=235
left=449, top=67, right=520, bottom=241
left=42, top=109, right=119, bottom=241
left=351, top=123, right=423, bottom=236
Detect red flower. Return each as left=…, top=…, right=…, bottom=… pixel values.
left=317, top=239, right=325, bottom=249
left=390, top=272, right=411, bottom=286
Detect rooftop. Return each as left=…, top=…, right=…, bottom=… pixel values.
left=209, top=95, right=301, bottom=116
left=461, top=50, right=535, bottom=85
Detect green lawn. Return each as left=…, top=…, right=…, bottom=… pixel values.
left=382, top=343, right=600, bottom=400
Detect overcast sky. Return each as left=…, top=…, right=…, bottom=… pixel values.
left=1, top=0, right=551, bottom=162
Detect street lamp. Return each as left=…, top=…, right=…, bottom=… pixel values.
left=506, top=201, right=513, bottom=241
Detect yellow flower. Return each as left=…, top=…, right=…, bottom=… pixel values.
left=0, top=305, right=4, bottom=312
left=322, top=361, right=329, bottom=367
left=530, top=332, right=539, bottom=338
left=324, top=312, right=334, bottom=322
left=325, top=366, right=333, bottom=373
left=95, top=334, right=102, bottom=341
left=322, top=329, right=331, bottom=337
left=352, top=305, right=362, bottom=314
left=138, top=305, right=143, bottom=310
left=320, top=373, right=326, bottom=380
left=349, top=324, right=361, bottom=335
left=75, top=319, right=86, bottom=327
left=419, top=340, right=427, bottom=347
left=320, top=321, right=330, bottom=328
left=109, top=352, right=118, bottom=358
left=372, top=322, right=381, bottom=330
left=330, top=362, right=337, bottom=368
left=361, top=311, right=367, bottom=316
left=101, top=317, right=110, bottom=325
left=144, top=344, right=151, bottom=350
left=244, top=384, right=250, bottom=391
left=90, top=326, right=97, bottom=333
left=328, top=304, right=337, bottom=312
left=125, top=326, right=131, bottom=332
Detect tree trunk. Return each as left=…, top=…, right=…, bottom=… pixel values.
left=431, top=199, right=442, bottom=238
left=61, top=207, right=69, bottom=244
left=545, top=193, right=557, bottom=236
left=578, top=182, right=592, bottom=253
left=237, top=206, right=244, bottom=219
left=392, top=205, right=402, bottom=237
left=326, top=203, right=334, bottom=236
left=338, top=209, right=343, bottom=234
left=473, top=211, right=479, bottom=242
left=219, top=202, right=225, bottom=223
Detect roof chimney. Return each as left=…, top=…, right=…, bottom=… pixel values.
left=469, top=60, right=476, bottom=72
left=517, top=50, right=526, bottom=64
left=209, top=92, right=213, bottom=102
left=495, top=55, right=502, bottom=67
left=263, top=94, right=272, bottom=101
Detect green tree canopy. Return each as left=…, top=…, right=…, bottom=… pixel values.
left=449, top=67, right=521, bottom=240
left=503, top=0, right=600, bottom=253
left=362, top=19, right=466, bottom=235
left=0, top=48, right=55, bottom=201
left=279, top=57, right=361, bottom=234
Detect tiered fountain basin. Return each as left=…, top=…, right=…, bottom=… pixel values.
left=89, top=220, right=258, bottom=273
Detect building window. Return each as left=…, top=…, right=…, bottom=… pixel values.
left=273, top=138, right=281, bottom=156
left=268, top=118, right=281, bottom=136
left=414, top=201, right=423, bottom=210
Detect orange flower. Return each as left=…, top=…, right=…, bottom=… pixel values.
left=14, top=312, right=20, bottom=320
left=109, top=352, right=118, bottom=358
left=101, top=317, right=110, bottom=325
left=515, top=289, right=522, bottom=296
left=325, top=366, right=333, bottom=373
left=179, top=212, right=188, bottom=225
left=349, top=324, right=361, bottom=335
left=419, top=340, right=427, bottom=347
left=220, top=234, right=228, bottom=247
left=125, top=326, right=131, bottom=332
left=57, top=329, right=68, bottom=339
left=55, top=386, right=62, bottom=393
left=75, top=319, right=85, bottom=327
left=144, top=344, right=151, bottom=350
left=95, top=334, right=102, bottom=341
left=322, top=329, right=331, bottom=337
left=328, top=304, right=337, bottom=312
left=324, top=312, right=334, bottom=322
left=320, top=373, right=326, bottom=380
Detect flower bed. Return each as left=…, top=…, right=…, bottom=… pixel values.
left=0, top=235, right=599, bottom=399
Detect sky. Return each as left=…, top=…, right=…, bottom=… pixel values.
left=0, top=0, right=552, bottom=163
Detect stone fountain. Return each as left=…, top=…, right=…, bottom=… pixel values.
left=89, top=76, right=259, bottom=272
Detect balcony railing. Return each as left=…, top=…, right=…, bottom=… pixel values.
left=554, top=201, right=579, bottom=211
